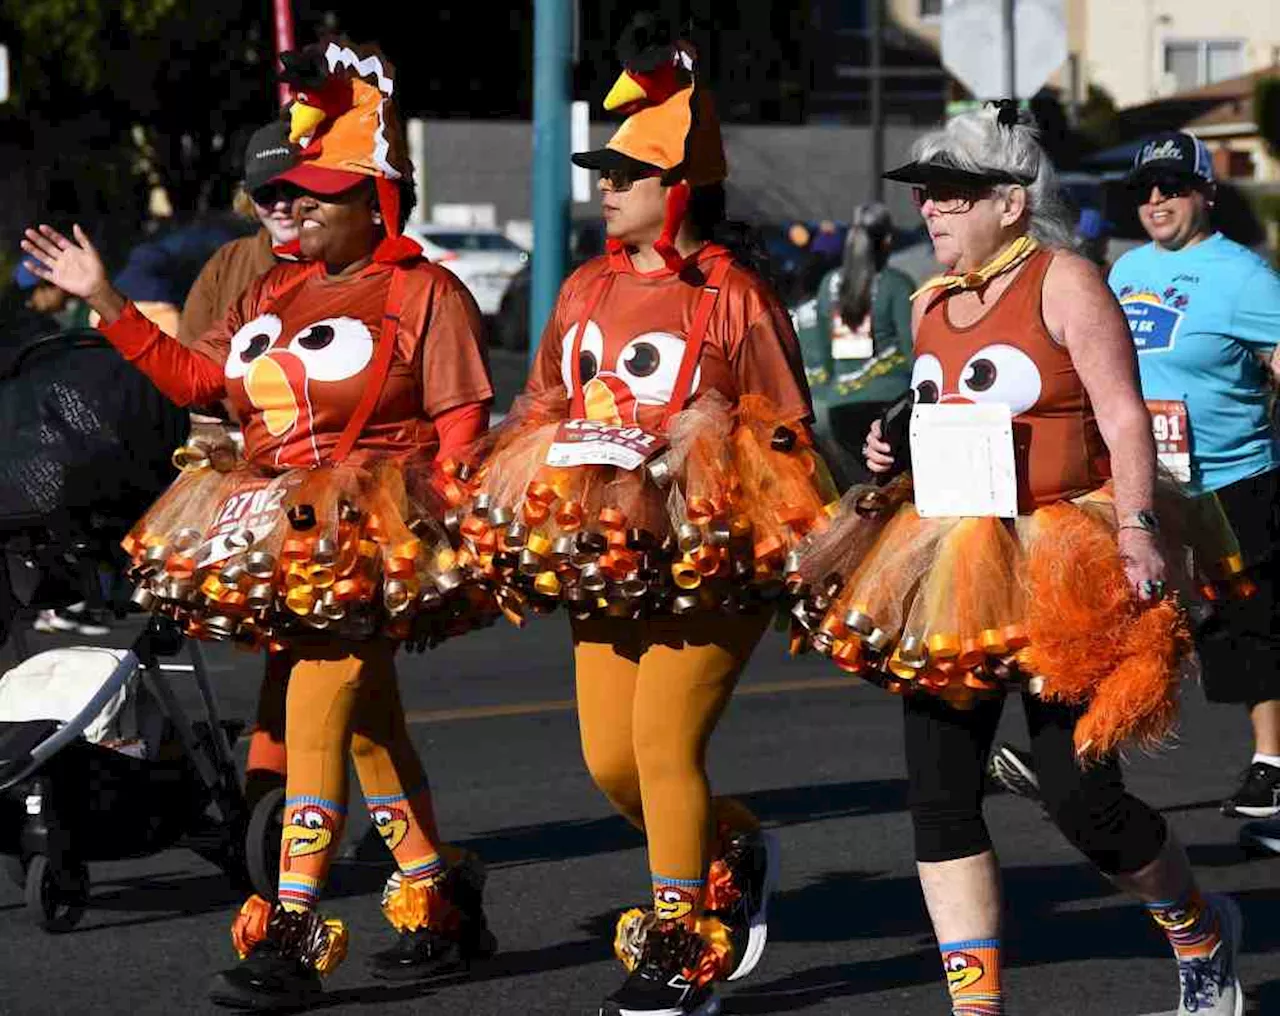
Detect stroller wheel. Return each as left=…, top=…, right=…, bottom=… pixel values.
left=246, top=787, right=285, bottom=901
left=24, top=854, right=88, bottom=933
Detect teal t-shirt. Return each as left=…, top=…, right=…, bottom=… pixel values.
left=1110, top=233, right=1280, bottom=494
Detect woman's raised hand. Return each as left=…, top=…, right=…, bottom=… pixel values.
left=21, top=224, right=127, bottom=325
left=21, top=224, right=110, bottom=303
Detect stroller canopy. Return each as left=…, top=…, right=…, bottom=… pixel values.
left=0, top=332, right=189, bottom=530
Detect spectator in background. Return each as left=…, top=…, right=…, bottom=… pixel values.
left=835, top=202, right=914, bottom=356
left=179, top=120, right=300, bottom=347
left=1073, top=206, right=1110, bottom=270
left=992, top=131, right=1280, bottom=847
left=3, top=263, right=90, bottom=372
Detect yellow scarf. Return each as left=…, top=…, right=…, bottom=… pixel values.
left=912, top=235, right=1040, bottom=300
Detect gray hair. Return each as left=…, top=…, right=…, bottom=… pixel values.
left=912, top=104, right=1074, bottom=249
left=838, top=202, right=894, bottom=327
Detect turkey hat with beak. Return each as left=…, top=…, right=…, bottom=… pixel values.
left=273, top=38, right=421, bottom=263
left=571, top=14, right=727, bottom=275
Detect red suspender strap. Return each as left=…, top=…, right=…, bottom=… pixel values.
left=567, top=273, right=616, bottom=419
left=659, top=255, right=731, bottom=428
left=329, top=265, right=409, bottom=465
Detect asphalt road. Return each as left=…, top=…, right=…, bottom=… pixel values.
left=1, top=613, right=1278, bottom=1016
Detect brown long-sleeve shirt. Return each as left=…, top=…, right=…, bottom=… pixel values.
left=178, top=228, right=279, bottom=347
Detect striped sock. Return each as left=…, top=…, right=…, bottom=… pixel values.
left=652, top=874, right=705, bottom=929
left=940, top=938, right=1003, bottom=1016
left=366, top=789, right=445, bottom=886
left=1146, top=889, right=1221, bottom=960
left=277, top=795, right=347, bottom=913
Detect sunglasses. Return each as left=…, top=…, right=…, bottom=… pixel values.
left=249, top=182, right=300, bottom=207
left=598, top=167, right=662, bottom=192
left=910, top=183, right=991, bottom=213
left=1129, top=175, right=1199, bottom=201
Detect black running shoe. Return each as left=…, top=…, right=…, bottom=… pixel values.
left=208, top=941, right=324, bottom=1012
left=1221, top=761, right=1280, bottom=818
left=600, top=923, right=721, bottom=1016
left=707, top=828, right=779, bottom=982
left=988, top=742, right=1042, bottom=802
left=368, top=855, right=497, bottom=981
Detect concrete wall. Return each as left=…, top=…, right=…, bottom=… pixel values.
left=416, top=120, right=929, bottom=233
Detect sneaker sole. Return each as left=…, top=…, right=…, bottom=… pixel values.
left=1221, top=802, right=1280, bottom=819
left=726, top=829, right=780, bottom=982
left=605, top=993, right=721, bottom=1016
left=1240, top=821, right=1280, bottom=854
left=990, top=746, right=1041, bottom=801
left=207, top=977, right=323, bottom=1013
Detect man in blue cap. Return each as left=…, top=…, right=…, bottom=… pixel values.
left=992, top=130, right=1280, bottom=862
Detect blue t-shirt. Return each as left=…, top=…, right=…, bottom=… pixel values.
left=1110, top=233, right=1280, bottom=494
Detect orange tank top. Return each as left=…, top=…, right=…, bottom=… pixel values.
left=911, top=249, right=1109, bottom=511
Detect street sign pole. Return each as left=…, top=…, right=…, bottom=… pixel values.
left=273, top=0, right=295, bottom=108
left=1003, top=0, right=1016, bottom=99
left=869, top=0, right=885, bottom=202
left=529, top=0, right=572, bottom=367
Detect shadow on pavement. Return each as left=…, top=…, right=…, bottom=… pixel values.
left=455, top=778, right=910, bottom=870
left=728, top=949, right=940, bottom=1014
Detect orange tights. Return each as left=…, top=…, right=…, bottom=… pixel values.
left=572, top=613, right=768, bottom=886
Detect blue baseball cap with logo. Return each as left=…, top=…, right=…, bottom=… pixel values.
left=1128, top=130, right=1215, bottom=185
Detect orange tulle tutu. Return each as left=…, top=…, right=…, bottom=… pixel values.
left=122, top=435, right=496, bottom=648
left=445, top=391, right=839, bottom=622
left=793, top=480, right=1196, bottom=759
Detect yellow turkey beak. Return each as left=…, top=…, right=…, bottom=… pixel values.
left=289, top=101, right=327, bottom=144
left=946, top=964, right=984, bottom=992
left=604, top=71, right=647, bottom=112
left=583, top=377, right=623, bottom=425
left=282, top=823, right=332, bottom=858
left=245, top=355, right=298, bottom=437
left=376, top=818, right=409, bottom=852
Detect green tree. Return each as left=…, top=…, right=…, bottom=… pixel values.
left=0, top=0, right=275, bottom=267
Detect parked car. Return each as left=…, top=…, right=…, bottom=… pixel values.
left=403, top=226, right=529, bottom=317
left=491, top=221, right=606, bottom=350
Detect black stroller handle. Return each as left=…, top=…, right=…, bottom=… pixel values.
left=1, top=329, right=109, bottom=382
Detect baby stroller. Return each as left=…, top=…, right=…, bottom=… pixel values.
left=0, top=618, right=247, bottom=931
left=0, top=329, right=258, bottom=929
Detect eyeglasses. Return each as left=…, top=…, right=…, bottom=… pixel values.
left=598, top=168, right=662, bottom=192
left=1129, top=175, right=1199, bottom=202
left=249, top=183, right=300, bottom=207
left=910, top=183, right=991, bottom=213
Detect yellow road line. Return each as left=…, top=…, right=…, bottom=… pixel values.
left=404, top=675, right=851, bottom=725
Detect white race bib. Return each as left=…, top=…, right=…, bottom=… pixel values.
left=909, top=403, right=1018, bottom=518
left=544, top=420, right=668, bottom=472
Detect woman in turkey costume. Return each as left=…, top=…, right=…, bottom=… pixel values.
left=22, top=40, right=500, bottom=1012
left=452, top=19, right=834, bottom=1016
left=793, top=105, right=1244, bottom=1015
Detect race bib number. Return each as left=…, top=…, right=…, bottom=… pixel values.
left=198, top=478, right=292, bottom=567
left=830, top=310, right=874, bottom=361
left=1146, top=399, right=1191, bottom=482
left=545, top=420, right=668, bottom=472
left=910, top=403, right=1018, bottom=519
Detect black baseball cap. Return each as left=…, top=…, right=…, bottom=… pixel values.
left=242, top=120, right=299, bottom=193
left=1128, top=131, right=1215, bottom=185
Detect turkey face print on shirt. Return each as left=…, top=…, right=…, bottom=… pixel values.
left=225, top=311, right=375, bottom=468
left=909, top=343, right=1044, bottom=416
left=559, top=319, right=702, bottom=429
